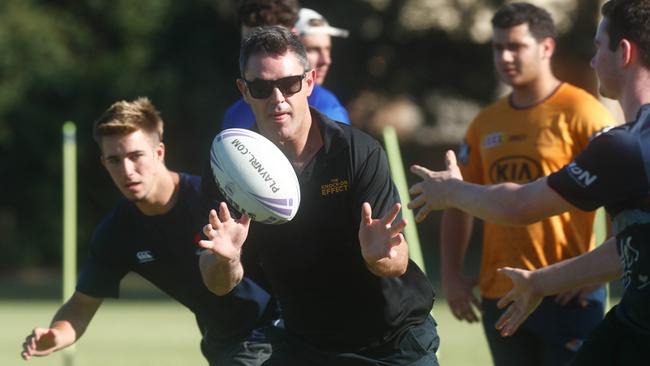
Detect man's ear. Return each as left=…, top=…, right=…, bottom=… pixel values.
left=156, top=142, right=165, bottom=161
left=540, top=37, right=555, bottom=60
left=305, top=69, right=316, bottom=97
left=619, top=38, right=634, bottom=67
left=236, top=79, right=250, bottom=104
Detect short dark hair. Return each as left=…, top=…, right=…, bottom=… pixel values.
left=93, top=97, right=163, bottom=145
left=238, top=0, right=299, bottom=28
left=239, top=26, right=310, bottom=78
left=491, top=2, right=556, bottom=41
left=602, top=0, right=650, bottom=69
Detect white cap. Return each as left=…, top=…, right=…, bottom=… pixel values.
left=295, top=8, right=349, bottom=38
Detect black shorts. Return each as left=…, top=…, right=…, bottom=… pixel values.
left=202, top=328, right=272, bottom=366
left=261, top=316, right=440, bottom=366
left=570, top=306, right=650, bottom=366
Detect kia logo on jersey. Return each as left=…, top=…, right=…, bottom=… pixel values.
left=489, top=156, right=542, bottom=183
left=566, top=162, right=598, bottom=187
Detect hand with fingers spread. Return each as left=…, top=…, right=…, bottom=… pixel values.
left=21, top=328, right=65, bottom=360
left=358, top=202, right=409, bottom=277
left=198, top=202, right=251, bottom=295
left=443, top=274, right=481, bottom=323
left=494, top=267, right=543, bottom=337
left=408, top=150, right=464, bottom=223
left=199, top=202, right=251, bottom=262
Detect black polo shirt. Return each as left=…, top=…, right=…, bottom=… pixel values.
left=548, top=104, right=650, bottom=333
left=77, top=173, right=275, bottom=352
left=205, top=109, right=435, bottom=351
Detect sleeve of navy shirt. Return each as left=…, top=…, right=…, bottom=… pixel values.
left=76, top=213, right=130, bottom=298
left=547, top=126, right=647, bottom=212
left=309, top=85, right=351, bottom=125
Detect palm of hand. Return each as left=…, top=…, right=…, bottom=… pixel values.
left=35, top=331, right=58, bottom=352
left=408, top=150, right=464, bottom=220
left=358, top=202, right=404, bottom=263
left=496, top=268, right=543, bottom=336
left=199, top=204, right=250, bottom=262
left=359, top=217, right=397, bottom=261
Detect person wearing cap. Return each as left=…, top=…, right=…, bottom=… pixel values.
left=221, top=0, right=351, bottom=131
left=295, top=8, right=349, bottom=85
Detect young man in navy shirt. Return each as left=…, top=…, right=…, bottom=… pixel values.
left=408, top=0, right=650, bottom=363
left=21, top=98, right=275, bottom=366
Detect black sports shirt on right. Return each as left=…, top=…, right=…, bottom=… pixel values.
left=548, top=104, right=650, bottom=333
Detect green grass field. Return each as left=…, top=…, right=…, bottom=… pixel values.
left=1, top=299, right=491, bottom=366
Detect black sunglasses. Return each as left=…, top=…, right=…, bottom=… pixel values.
left=244, top=74, right=306, bottom=99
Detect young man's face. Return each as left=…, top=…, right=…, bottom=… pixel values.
left=591, top=18, right=621, bottom=99
left=301, top=33, right=332, bottom=85
left=237, top=51, right=315, bottom=146
left=100, top=130, right=164, bottom=203
left=492, top=23, right=551, bottom=88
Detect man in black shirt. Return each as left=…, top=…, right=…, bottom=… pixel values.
left=199, top=26, right=438, bottom=365
left=408, top=0, right=650, bottom=364
left=21, top=98, right=274, bottom=366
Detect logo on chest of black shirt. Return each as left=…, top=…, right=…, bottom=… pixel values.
left=321, top=178, right=349, bottom=196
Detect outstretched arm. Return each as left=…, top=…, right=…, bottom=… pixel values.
left=408, top=150, right=575, bottom=225
left=495, top=237, right=621, bottom=337
left=21, top=291, right=102, bottom=360
left=359, top=202, right=409, bottom=277
left=199, top=202, right=250, bottom=295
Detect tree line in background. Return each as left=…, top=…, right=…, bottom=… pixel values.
left=0, top=0, right=601, bottom=272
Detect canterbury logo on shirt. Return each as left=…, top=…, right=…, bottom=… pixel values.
left=136, top=250, right=155, bottom=263
left=566, top=162, right=598, bottom=187
left=321, top=178, right=349, bottom=196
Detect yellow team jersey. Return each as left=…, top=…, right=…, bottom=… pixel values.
left=458, top=83, right=616, bottom=299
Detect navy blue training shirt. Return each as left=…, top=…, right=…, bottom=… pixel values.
left=548, top=104, right=650, bottom=333
left=77, top=173, right=275, bottom=349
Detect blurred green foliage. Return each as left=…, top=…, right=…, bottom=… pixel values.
left=0, top=0, right=601, bottom=272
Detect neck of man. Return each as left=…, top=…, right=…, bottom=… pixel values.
left=281, top=109, right=323, bottom=174
left=620, top=66, right=650, bottom=121
left=136, top=169, right=180, bottom=216
left=510, top=68, right=561, bottom=108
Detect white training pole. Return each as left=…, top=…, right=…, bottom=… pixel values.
left=62, top=121, right=77, bottom=366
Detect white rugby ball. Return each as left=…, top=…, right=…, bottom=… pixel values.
left=209, top=128, right=300, bottom=224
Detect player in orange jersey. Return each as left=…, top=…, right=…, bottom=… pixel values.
left=438, top=3, right=616, bottom=366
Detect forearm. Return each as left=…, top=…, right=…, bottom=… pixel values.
left=199, top=252, right=244, bottom=295
left=446, top=178, right=570, bottom=226
left=531, top=237, right=621, bottom=296
left=366, top=238, right=409, bottom=277
left=440, top=208, right=474, bottom=278
left=50, top=292, right=101, bottom=348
